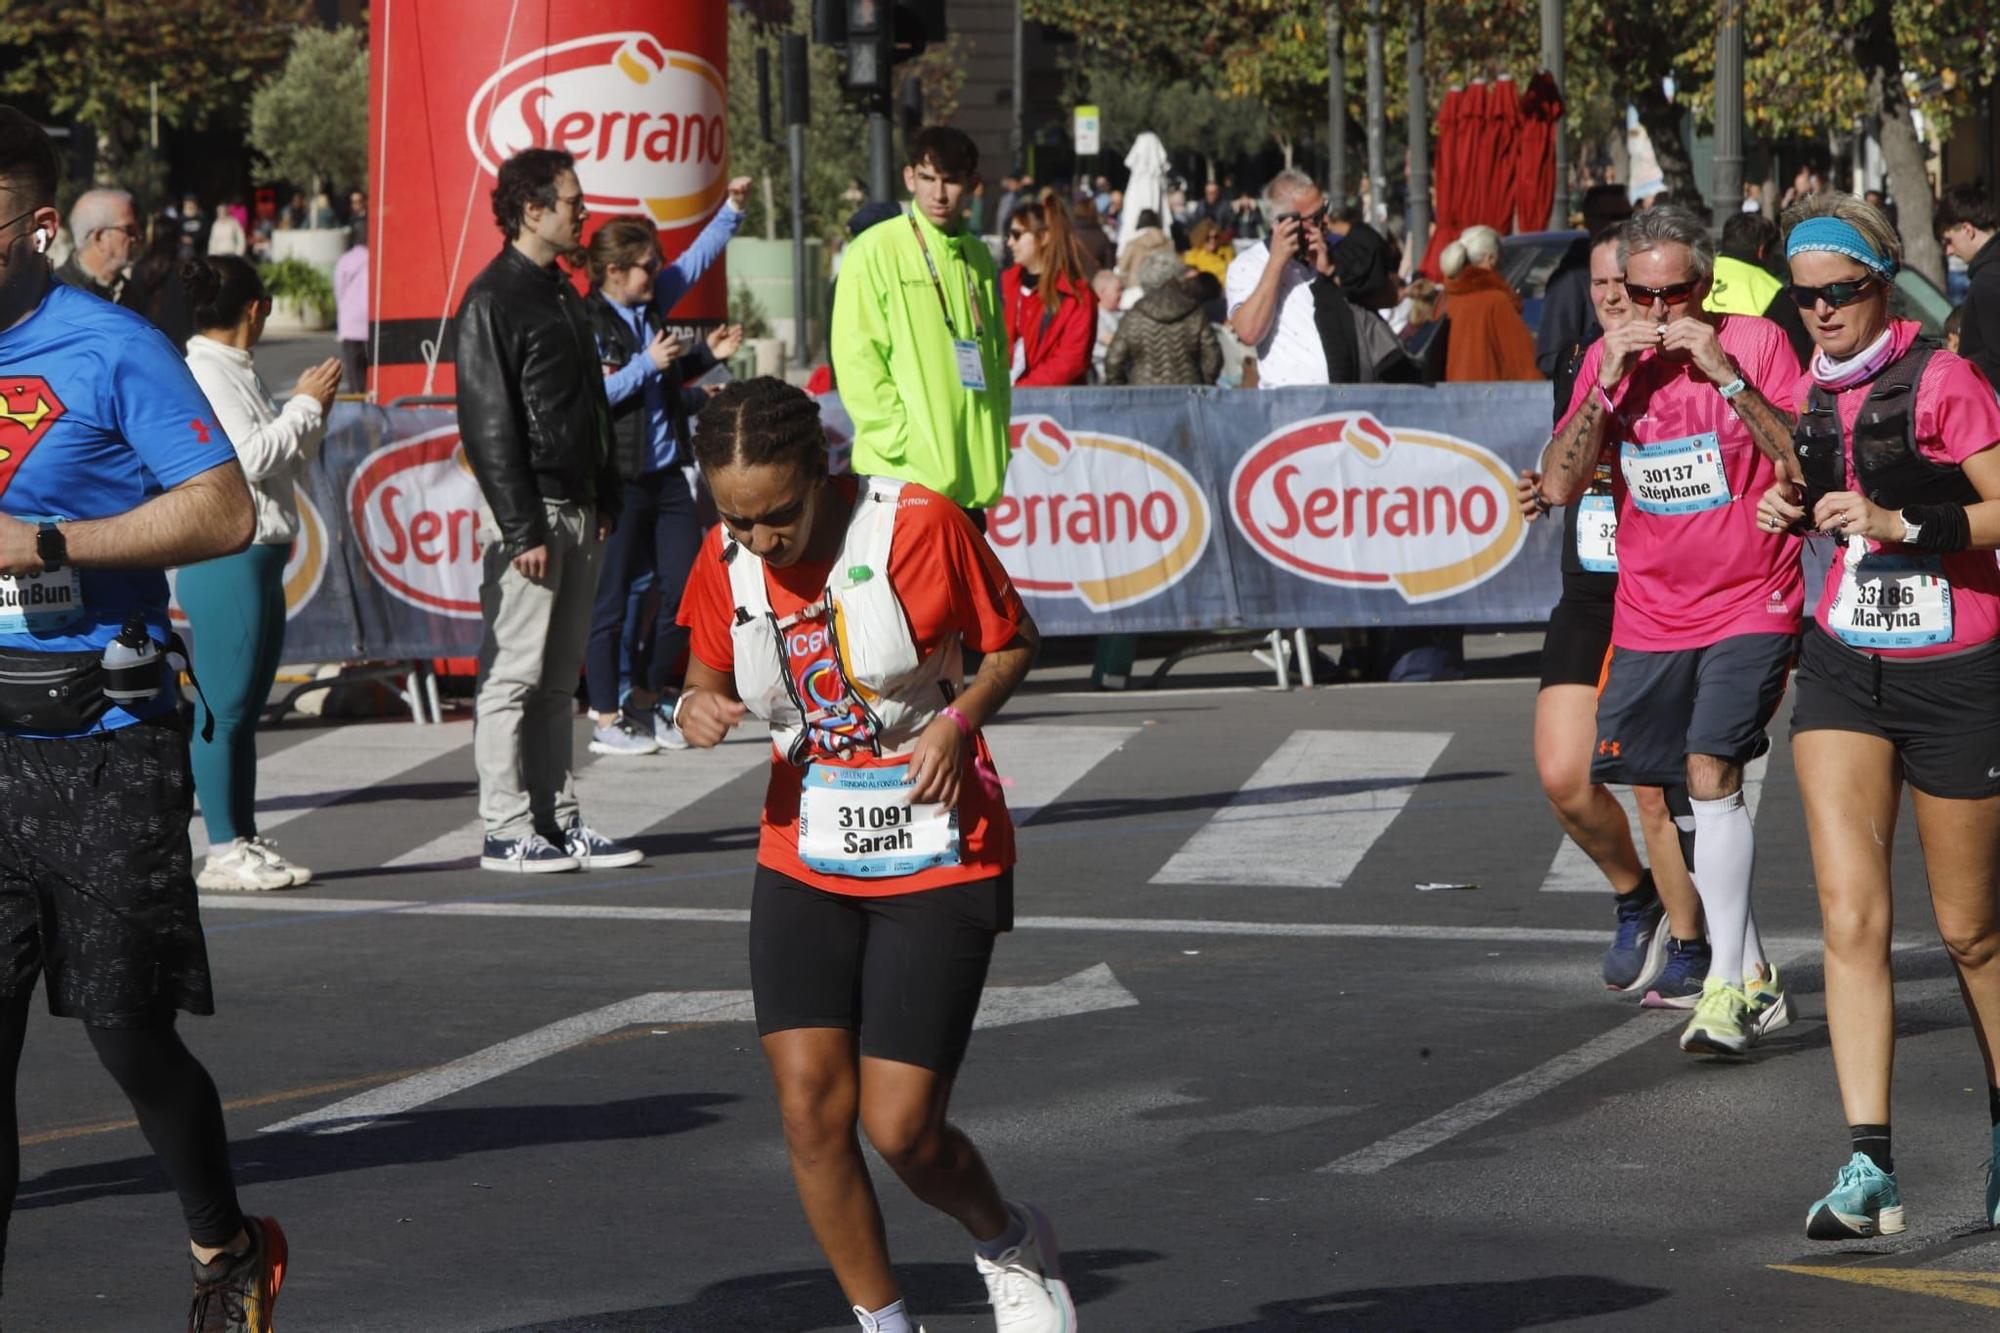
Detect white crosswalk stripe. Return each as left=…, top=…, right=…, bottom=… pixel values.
left=191, top=723, right=472, bottom=860
left=1538, top=752, right=1771, bottom=892
left=984, top=723, right=1139, bottom=826
left=1150, top=730, right=1454, bottom=888
left=384, top=731, right=775, bottom=869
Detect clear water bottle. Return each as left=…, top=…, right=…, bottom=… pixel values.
left=101, top=616, right=163, bottom=703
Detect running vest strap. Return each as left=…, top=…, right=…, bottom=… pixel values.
left=1794, top=339, right=1978, bottom=513
left=724, top=477, right=961, bottom=767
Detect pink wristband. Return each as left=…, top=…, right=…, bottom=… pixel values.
left=940, top=705, right=973, bottom=739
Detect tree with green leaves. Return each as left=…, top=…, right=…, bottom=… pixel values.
left=248, top=27, right=369, bottom=205
left=0, top=0, right=307, bottom=189
left=1064, top=62, right=1271, bottom=183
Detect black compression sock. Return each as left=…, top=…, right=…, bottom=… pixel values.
left=1988, top=1086, right=1999, bottom=1127
left=1850, top=1123, right=1893, bottom=1174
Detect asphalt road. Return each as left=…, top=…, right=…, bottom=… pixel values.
left=8, top=664, right=2000, bottom=1330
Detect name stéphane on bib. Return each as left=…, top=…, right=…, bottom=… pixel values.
left=1620, top=433, right=1732, bottom=516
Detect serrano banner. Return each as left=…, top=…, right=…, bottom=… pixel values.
left=200, top=386, right=1567, bottom=663
left=367, top=0, right=730, bottom=400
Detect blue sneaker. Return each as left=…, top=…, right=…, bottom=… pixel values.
left=1640, top=937, right=1711, bottom=1009
left=1807, top=1152, right=1906, bottom=1239
left=1602, top=885, right=1668, bottom=992
left=479, top=832, right=579, bottom=874
left=1986, top=1124, right=2000, bottom=1229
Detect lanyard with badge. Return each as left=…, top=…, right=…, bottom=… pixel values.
left=907, top=212, right=989, bottom=391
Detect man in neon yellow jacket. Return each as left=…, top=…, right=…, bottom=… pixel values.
left=831, top=126, right=1011, bottom=517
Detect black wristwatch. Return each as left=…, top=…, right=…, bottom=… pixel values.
left=35, top=521, right=65, bottom=573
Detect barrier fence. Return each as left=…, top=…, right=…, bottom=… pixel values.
left=190, top=384, right=1568, bottom=659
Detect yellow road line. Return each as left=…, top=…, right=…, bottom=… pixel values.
left=1770, top=1264, right=2000, bottom=1309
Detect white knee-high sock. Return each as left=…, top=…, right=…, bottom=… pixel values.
left=1690, top=792, right=1755, bottom=989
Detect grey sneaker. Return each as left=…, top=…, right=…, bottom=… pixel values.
left=589, top=717, right=658, bottom=757
left=479, top=833, right=579, bottom=874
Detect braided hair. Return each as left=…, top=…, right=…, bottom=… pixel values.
left=693, top=376, right=830, bottom=475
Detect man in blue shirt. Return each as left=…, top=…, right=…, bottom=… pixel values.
left=580, top=179, right=749, bottom=755
left=0, top=107, right=286, bottom=1329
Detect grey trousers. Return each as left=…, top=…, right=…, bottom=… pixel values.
left=475, top=500, right=603, bottom=841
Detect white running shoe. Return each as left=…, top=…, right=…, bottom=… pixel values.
left=653, top=696, right=690, bottom=751
left=243, top=836, right=313, bottom=887
left=198, top=839, right=299, bottom=892
left=974, top=1202, right=1076, bottom=1332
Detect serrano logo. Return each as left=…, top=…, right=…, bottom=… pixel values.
left=1230, top=412, right=1525, bottom=603
left=986, top=416, right=1210, bottom=611
left=467, top=33, right=727, bottom=225
left=347, top=427, right=485, bottom=619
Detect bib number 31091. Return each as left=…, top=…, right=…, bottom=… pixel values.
left=798, top=760, right=962, bottom=879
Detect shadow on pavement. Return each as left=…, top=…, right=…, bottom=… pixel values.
left=1025, top=769, right=1510, bottom=829
left=495, top=1248, right=1158, bottom=1331
left=17, top=1092, right=735, bottom=1211
left=1189, top=1274, right=1671, bottom=1330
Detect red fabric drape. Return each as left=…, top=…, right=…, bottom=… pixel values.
left=1477, top=76, right=1522, bottom=231
left=1420, top=86, right=1465, bottom=280
left=1515, top=71, right=1564, bottom=233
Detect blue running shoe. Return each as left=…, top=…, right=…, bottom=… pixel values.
left=1986, top=1124, right=2000, bottom=1229
left=1640, top=937, right=1711, bottom=1009
left=1807, top=1152, right=1906, bottom=1239
left=1603, top=887, right=1668, bottom=992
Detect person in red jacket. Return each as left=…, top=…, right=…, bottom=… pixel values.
left=1001, top=198, right=1096, bottom=386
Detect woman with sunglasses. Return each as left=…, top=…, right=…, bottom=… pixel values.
left=1000, top=198, right=1096, bottom=387
left=579, top=195, right=747, bottom=760
left=1757, top=193, right=2000, bottom=1240
left=181, top=256, right=340, bottom=891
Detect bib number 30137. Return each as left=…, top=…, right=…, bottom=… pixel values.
left=798, top=761, right=962, bottom=879
left=1620, top=433, right=1731, bottom=515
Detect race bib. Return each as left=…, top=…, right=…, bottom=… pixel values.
left=0, top=566, right=82, bottom=635
left=1620, top=433, right=1731, bottom=515
left=1576, top=494, right=1618, bottom=573
left=955, top=339, right=988, bottom=391
left=1828, top=552, right=1953, bottom=649
left=797, top=760, right=962, bottom=879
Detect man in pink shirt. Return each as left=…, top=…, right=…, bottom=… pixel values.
left=333, top=236, right=368, bottom=392
left=1537, top=206, right=1805, bottom=1057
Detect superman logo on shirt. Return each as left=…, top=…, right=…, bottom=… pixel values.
left=0, top=377, right=64, bottom=497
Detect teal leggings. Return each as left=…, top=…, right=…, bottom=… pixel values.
left=179, top=542, right=290, bottom=845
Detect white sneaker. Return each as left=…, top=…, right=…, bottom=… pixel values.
left=974, top=1202, right=1076, bottom=1331
left=243, top=836, right=313, bottom=887
left=197, top=839, right=299, bottom=892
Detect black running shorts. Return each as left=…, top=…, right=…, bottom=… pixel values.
left=749, top=865, right=1012, bottom=1076
left=1791, top=624, right=2000, bottom=799
left=1538, top=595, right=1615, bottom=690
left=1591, top=633, right=1795, bottom=788
left=0, top=718, right=216, bottom=1026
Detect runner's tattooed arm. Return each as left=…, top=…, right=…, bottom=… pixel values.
left=1727, top=388, right=1804, bottom=487
left=1537, top=393, right=1613, bottom=507
left=0, top=461, right=254, bottom=577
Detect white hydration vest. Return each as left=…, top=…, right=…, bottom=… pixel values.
left=725, top=477, right=963, bottom=766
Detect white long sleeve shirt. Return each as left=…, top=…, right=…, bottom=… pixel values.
left=184, top=335, right=325, bottom=544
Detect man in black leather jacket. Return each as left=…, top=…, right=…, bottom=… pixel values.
left=454, top=147, right=637, bottom=874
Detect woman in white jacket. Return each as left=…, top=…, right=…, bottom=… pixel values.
left=182, top=256, right=341, bottom=891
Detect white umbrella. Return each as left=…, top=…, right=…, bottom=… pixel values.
left=1119, top=131, right=1170, bottom=253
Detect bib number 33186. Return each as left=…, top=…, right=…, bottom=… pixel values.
left=1829, top=553, right=1953, bottom=649
left=798, top=761, right=962, bottom=878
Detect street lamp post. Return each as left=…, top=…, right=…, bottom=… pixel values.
left=1328, top=6, right=1347, bottom=205
left=1541, top=0, right=1565, bottom=228
left=1366, top=0, right=1386, bottom=226
left=1713, top=0, right=1745, bottom=230
left=1407, top=0, right=1429, bottom=262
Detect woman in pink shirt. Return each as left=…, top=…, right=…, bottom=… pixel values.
left=1758, top=194, right=2000, bottom=1243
